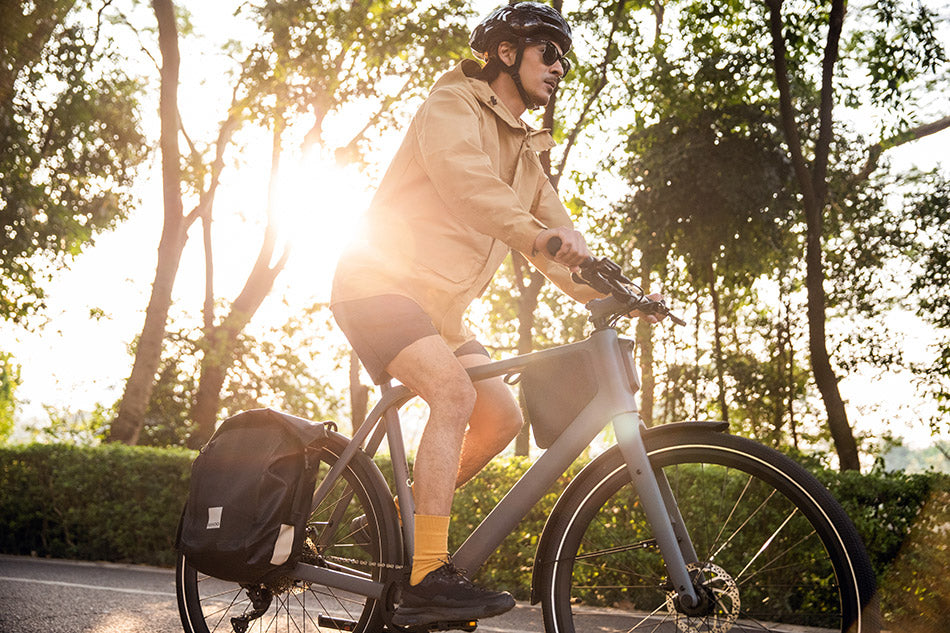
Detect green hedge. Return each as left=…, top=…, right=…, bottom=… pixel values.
left=0, top=443, right=194, bottom=566
left=1, top=442, right=946, bottom=622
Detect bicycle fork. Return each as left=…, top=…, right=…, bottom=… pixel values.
left=613, top=412, right=702, bottom=609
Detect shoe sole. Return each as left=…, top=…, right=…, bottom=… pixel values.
left=391, top=597, right=515, bottom=627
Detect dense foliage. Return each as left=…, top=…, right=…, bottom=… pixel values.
left=0, top=353, right=18, bottom=443
left=0, top=0, right=147, bottom=323
left=2, top=442, right=944, bottom=625
left=0, top=443, right=192, bottom=566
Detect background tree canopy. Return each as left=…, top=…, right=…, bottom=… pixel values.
left=0, top=0, right=947, bottom=475
left=1, top=0, right=148, bottom=323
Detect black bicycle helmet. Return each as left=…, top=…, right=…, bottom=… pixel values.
left=470, top=2, right=572, bottom=60
left=470, top=2, right=572, bottom=110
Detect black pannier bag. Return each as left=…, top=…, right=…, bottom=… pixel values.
left=177, top=408, right=328, bottom=584
left=520, top=348, right=599, bottom=448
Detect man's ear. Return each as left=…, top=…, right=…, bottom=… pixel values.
left=495, top=40, right=518, bottom=68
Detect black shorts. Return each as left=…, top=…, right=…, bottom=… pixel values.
left=331, top=294, right=489, bottom=384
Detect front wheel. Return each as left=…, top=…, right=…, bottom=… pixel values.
left=176, top=433, right=402, bottom=633
left=538, top=428, right=880, bottom=633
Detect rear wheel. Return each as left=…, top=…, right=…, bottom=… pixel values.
left=540, top=430, right=880, bottom=633
left=176, top=433, right=401, bottom=633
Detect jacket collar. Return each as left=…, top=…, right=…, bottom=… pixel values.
left=432, top=60, right=556, bottom=152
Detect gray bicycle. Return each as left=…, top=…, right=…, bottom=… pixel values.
left=176, top=252, right=880, bottom=633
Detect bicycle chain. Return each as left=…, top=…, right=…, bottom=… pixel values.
left=325, top=554, right=406, bottom=570
left=303, top=534, right=406, bottom=571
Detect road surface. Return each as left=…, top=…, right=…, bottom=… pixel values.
left=0, top=555, right=548, bottom=633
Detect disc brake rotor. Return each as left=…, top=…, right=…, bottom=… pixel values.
left=664, top=562, right=740, bottom=633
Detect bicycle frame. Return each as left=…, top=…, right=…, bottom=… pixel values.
left=301, top=325, right=703, bottom=607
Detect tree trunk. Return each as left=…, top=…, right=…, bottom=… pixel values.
left=187, top=255, right=288, bottom=445
left=189, top=330, right=229, bottom=446
left=765, top=0, right=859, bottom=470
left=803, top=202, right=858, bottom=468
left=108, top=0, right=194, bottom=445
left=707, top=261, right=729, bottom=423
left=635, top=250, right=659, bottom=425
left=692, top=294, right=701, bottom=421
left=783, top=290, right=799, bottom=449
left=513, top=255, right=544, bottom=456
left=187, top=115, right=291, bottom=447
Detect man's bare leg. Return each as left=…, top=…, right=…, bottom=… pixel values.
left=386, top=334, right=476, bottom=517
left=384, top=336, right=516, bottom=623
left=455, top=353, right=524, bottom=487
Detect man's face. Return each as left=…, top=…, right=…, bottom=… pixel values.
left=518, top=40, right=568, bottom=107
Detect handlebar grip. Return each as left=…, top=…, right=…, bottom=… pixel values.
left=546, top=236, right=562, bottom=256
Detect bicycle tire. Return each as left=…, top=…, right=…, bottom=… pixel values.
left=176, top=431, right=402, bottom=633
left=538, top=427, right=880, bottom=633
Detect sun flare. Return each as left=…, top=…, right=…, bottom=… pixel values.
left=273, top=149, right=374, bottom=300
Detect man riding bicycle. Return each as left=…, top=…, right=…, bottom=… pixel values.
left=331, top=2, right=658, bottom=627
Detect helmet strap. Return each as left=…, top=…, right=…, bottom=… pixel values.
left=501, top=40, right=538, bottom=111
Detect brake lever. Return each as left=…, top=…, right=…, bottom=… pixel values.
left=668, top=313, right=687, bottom=327
left=630, top=296, right=687, bottom=327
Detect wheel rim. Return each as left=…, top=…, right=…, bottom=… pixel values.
left=554, top=445, right=861, bottom=633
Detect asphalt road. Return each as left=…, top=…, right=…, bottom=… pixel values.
left=1, top=555, right=841, bottom=632
left=0, top=555, right=549, bottom=633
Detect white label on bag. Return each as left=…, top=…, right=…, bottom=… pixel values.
left=270, top=524, right=295, bottom=565
left=207, top=506, right=222, bottom=529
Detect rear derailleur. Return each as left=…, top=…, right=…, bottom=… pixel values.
left=230, top=584, right=273, bottom=633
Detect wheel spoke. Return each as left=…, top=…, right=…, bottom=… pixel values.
left=708, top=485, right=780, bottom=563
left=737, top=526, right=819, bottom=586
left=574, top=539, right=658, bottom=560
left=736, top=506, right=799, bottom=580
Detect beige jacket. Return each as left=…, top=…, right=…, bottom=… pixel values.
left=331, top=60, right=601, bottom=349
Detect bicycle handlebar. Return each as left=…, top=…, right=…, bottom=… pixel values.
left=545, top=236, right=686, bottom=327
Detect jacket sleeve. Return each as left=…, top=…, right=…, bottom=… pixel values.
left=523, top=177, right=605, bottom=304
left=413, top=88, right=548, bottom=255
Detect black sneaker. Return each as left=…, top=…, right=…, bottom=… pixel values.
left=391, top=561, right=515, bottom=627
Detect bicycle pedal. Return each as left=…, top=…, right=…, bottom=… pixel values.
left=410, top=619, right=477, bottom=632
left=318, top=614, right=357, bottom=631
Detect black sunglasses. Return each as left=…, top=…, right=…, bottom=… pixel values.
left=531, top=40, right=571, bottom=75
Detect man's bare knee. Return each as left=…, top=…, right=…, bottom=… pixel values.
left=429, top=373, right=477, bottom=427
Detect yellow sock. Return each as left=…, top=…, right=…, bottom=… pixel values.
left=410, top=514, right=450, bottom=586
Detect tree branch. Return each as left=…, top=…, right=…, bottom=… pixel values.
left=764, top=0, right=817, bottom=209
left=855, top=114, right=950, bottom=183
left=184, top=84, right=244, bottom=226
left=512, top=253, right=528, bottom=295
left=552, top=0, right=627, bottom=188
left=811, top=0, right=846, bottom=204
left=201, top=212, right=214, bottom=329
left=334, top=76, right=414, bottom=161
